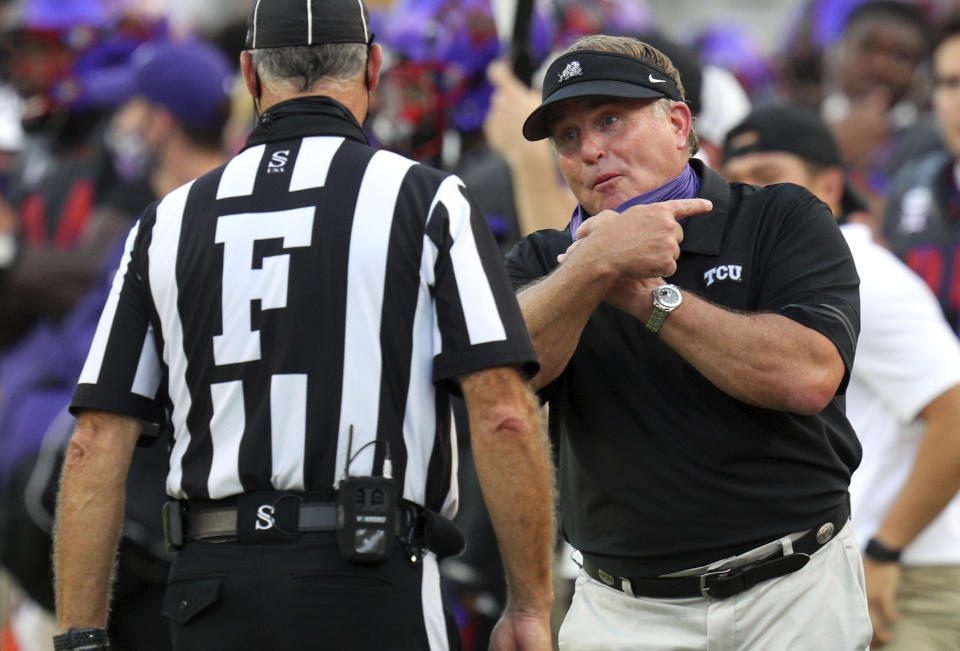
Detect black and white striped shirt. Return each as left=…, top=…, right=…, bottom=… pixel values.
left=70, top=97, right=537, bottom=514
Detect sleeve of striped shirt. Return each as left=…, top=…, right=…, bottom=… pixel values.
left=70, top=212, right=166, bottom=426
left=425, top=176, right=539, bottom=386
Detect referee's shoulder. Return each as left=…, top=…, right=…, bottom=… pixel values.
left=369, top=147, right=456, bottom=185
left=364, top=145, right=471, bottom=200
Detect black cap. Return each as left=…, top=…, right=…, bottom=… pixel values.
left=522, top=50, right=682, bottom=141
left=724, top=105, right=868, bottom=215
left=245, top=0, right=371, bottom=50
left=723, top=105, right=842, bottom=168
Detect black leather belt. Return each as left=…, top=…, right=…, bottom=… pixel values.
left=183, top=498, right=411, bottom=541
left=165, top=491, right=465, bottom=558
left=583, top=502, right=850, bottom=600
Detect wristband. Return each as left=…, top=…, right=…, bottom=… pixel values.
left=53, top=627, right=110, bottom=650
left=864, top=537, right=902, bottom=563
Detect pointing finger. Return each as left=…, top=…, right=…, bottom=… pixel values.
left=658, top=198, right=713, bottom=219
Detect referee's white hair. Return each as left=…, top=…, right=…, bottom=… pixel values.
left=250, top=43, right=368, bottom=94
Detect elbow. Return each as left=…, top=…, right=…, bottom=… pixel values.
left=62, top=429, right=101, bottom=474
left=767, top=350, right=845, bottom=415
left=61, top=411, right=139, bottom=478
left=489, top=408, right=537, bottom=439
left=786, top=384, right=836, bottom=415
left=472, top=405, right=540, bottom=446
left=774, top=372, right=841, bottom=415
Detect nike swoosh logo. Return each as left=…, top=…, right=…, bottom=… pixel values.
left=648, top=74, right=667, bottom=84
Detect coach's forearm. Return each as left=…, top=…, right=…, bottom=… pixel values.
left=657, top=292, right=845, bottom=414
left=54, top=411, right=141, bottom=630
left=517, top=249, right=617, bottom=390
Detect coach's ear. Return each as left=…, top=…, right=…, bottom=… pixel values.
left=667, top=100, right=693, bottom=153
left=240, top=51, right=259, bottom=100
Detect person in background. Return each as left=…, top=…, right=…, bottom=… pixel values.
left=0, top=37, right=235, bottom=651
left=0, top=0, right=165, bottom=348
left=373, top=0, right=553, bottom=253
left=821, top=0, right=939, bottom=202
left=723, top=104, right=960, bottom=650
left=884, top=13, right=960, bottom=337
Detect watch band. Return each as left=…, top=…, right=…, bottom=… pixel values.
left=53, top=628, right=110, bottom=651
left=646, top=306, right=670, bottom=333
left=864, top=537, right=902, bottom=563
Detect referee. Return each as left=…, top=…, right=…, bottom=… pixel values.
left=50, top=2, right=555, bottom=650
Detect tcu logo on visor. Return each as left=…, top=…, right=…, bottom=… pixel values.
left=703, top=264, right=743, bottom=287
left=558, top=61, right=583, bottom=83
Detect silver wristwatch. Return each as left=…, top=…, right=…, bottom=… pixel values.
left=646, top=284, right=682, bottom=334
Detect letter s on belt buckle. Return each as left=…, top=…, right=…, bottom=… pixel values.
left=699, top=568, right=731, bottom=598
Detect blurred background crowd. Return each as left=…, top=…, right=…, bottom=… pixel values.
left=1, top=0, right=959, bottom=649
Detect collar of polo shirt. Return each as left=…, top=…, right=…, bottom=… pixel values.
left=522, top=50, right=682, bottom=141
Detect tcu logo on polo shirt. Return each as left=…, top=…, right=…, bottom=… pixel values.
left=703, top=264, right=743, bottom=287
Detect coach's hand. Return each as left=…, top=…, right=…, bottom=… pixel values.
left=488, top=608, right=551, bottom=651
left=864, top=558, right=900, bottom=646
left=484, top=60, right=542, bottom=166
left=558, top=199, right=712, bottom=279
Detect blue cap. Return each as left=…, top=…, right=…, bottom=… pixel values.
left=133, top=40, right=235, bottom=131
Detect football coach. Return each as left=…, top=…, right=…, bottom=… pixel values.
left=504, top=34, right=871, bottom=649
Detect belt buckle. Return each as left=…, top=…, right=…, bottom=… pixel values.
left=699, top=568, right=732, bottom=598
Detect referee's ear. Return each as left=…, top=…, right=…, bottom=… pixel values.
left=366, top=43, right=383, bottom=93
left=240, top=51, right=259, bottom=101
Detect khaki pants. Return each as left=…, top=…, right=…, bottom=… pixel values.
left=558, top=521, right=872, bottom=651
left=882, top=565, right=960, bottom=651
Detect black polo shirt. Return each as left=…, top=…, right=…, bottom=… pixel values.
left=504, top=159, right=861, bottom=577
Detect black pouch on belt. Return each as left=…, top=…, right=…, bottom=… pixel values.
left=421, top=509, right=466, bottom=559
left=336, top=475, right=399, bottom=564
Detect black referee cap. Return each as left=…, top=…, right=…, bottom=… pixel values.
left=523, top=50, right=683, bottom=141
left=723, top=105, right=842, bottom=168
left=245, top=0, right=372, bottom=50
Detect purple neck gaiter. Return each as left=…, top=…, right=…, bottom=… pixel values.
left=570, top=163, right=701, bottom=241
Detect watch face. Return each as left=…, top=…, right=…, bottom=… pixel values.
left=656, top=285, right=682, bottom=308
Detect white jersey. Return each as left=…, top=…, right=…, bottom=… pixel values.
left=844, top=223, right=960, bottom=565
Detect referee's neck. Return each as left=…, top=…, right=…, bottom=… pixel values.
left=257, top=81, right=366, bottom=123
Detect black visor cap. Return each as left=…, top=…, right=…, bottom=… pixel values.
left=523, top=50, right=681, bottom=141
